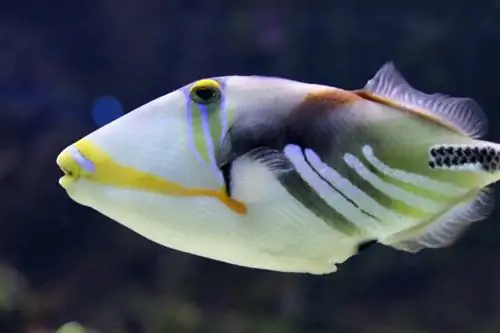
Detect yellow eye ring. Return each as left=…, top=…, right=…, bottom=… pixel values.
left=189, top=79, right=222, bottom=105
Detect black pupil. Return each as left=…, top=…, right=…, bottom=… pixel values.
left=195, top=87, right=215, bottom=101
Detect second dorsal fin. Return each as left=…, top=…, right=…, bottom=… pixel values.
left=362, top=62, right=488, bottom=139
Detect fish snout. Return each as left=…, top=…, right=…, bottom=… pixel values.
left=56, top=145, right=96, bottom=188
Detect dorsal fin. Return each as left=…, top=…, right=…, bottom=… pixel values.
left=383, top=188, right=494, bottom=253
left=361, top=62, right=488, bottom=139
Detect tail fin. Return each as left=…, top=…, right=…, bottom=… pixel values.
left=428, top=141, right=500, bottom=173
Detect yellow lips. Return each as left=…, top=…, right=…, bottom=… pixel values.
left=57, top=148, right=83, bottom=188
left=56, top=139, right=248, bottom=215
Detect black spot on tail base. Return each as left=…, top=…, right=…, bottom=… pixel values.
left=428, top=144, right=500, bottom=172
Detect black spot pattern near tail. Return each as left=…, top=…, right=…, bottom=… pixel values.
left=428, top=144, right=500, bottom=172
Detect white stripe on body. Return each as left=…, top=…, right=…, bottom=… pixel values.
left=284, top=144, right=382, bottom=233
left=362, top=145, right=467, bottom=196
left=304, top=148, right=420, bottom=226
left=343, top=152, right=443, bottom=214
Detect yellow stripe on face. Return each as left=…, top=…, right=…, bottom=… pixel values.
left=56, top=139, right=247, bottom=215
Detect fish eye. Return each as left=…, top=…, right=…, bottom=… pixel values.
left=189, top=79, right=222, bottom=105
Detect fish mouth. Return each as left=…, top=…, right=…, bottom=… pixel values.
left=55, top=139, right=247, bottom=214
left=56, top=145, right=96, bottom=188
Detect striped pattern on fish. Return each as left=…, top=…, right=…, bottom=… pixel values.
left=56, top=61, right=500, bottom=274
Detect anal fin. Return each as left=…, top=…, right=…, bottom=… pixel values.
left=383, top=188, right=494, bottom=253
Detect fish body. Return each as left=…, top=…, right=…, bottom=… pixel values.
left=56, top=63, right=499, bottom=274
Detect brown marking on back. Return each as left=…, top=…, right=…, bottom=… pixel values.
left=294, top=89, right=364, bottom=115
left=295, top=88, right=467, bottom=137
left=303, top=89, right=364, bottom=107
left=353, top=89, right=466, bottom=136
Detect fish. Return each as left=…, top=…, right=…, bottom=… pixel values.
left=56, top=62, right=499, bottom=275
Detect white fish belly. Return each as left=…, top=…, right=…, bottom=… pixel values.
left=71, top=182, right=359, bottom=274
